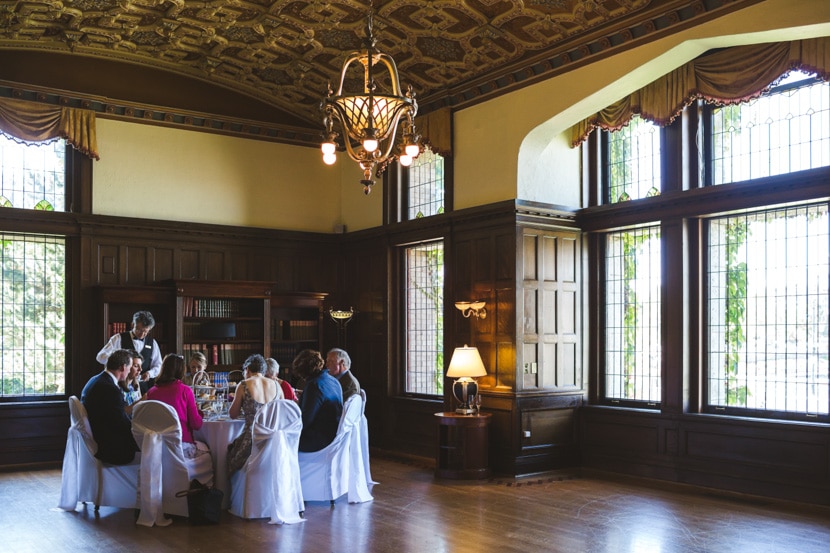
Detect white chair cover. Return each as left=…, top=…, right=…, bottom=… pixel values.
left=298, top=394, right=373, bottom=504
left=229, top=400, right=305, bottom=524
left=58, top=396, right=139, bottom=512
left=131, top=400, right=213, bottom=527
left=358, top=389, right=378, bottom=487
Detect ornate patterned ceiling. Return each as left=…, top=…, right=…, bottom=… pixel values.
left=0, top=0, right=756, bottom=131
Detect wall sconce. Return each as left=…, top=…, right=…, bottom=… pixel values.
left=329, top=307, right=355, bottom=348
left=446, top=345, right=487, bottom=414
left=454, top=300, right=487, bottom=319
left=328, top=307, right=354, bottom=324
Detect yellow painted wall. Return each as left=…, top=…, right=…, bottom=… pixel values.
left=93, top=118, right=342, bottom=233
left=454, top=0, right=830, bottom=209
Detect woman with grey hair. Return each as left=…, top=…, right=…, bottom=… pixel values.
left=265, top=357, right=297, bottom=401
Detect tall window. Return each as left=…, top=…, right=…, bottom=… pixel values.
left=607, top=115, right=661, bottom=203
left=591, top=70, right=830, bottom=421
left=0, top=132, right=67, bottom=398
left=711, top=72, right=830, bottom=185
left=707, top=204, right=829, bottom=416
left=403, top=241, right=444, bottom=396
left=407, top=149, right=445, bottom=219
left=604, top=226, right=662, bottom=403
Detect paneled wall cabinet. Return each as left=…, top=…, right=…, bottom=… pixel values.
left=98, top=281, right=326, bottom=373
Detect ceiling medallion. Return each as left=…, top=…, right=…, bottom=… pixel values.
left=320, top=11, right=420, bottom=195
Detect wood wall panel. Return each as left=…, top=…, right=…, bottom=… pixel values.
left=522, top=342, right=537, bottom=389
left=205, top=251, right=225, bottom=280
left=97, top=244, right=118, bottom=283
left=523, top=288, right=537, bottom=335
left=124, top=245, right=148, bottom=283
left=179, top=249, right=200, bottom=279
left=152, top=247, right=175, bottom=281
left=523, top=234, right=537, bottom=279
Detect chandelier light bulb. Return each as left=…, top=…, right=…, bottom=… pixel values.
left=323, top=152, right=337, bottom=165
left=321, top=142, right=336, bottom=155
left=405, top=143, right=420, bottom=157
left=399, top=154, right=412, bottom=166
left=363, top=138, right=379, bottom=152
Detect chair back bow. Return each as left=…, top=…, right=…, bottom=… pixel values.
left=132, top=400, right=188, bottom=527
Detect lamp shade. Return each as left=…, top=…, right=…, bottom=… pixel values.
left=446, top=346, right=487, bottom=378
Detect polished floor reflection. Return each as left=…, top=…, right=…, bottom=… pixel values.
left=3, top=454, right=829, bottom=553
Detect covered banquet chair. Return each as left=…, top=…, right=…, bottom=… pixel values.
left=298, top=394, right=373, bottom=506
left=229, top=399, right=305, bottom=524
left=58, top=396, right=139, bottom=512
left=358, top=389, right=378, bottom=488
left=131, top=400, right=213, bottom=527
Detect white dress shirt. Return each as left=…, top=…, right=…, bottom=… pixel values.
left=96, top=332, right=163, bottom=379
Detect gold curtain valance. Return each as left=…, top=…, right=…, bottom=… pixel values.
left=415, top=106, right=452, bottom=157
left=571, top=37, right=830, bottom=147
left=0, top=97, right=99, bottom=160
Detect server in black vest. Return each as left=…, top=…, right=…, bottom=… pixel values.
left=97, top=310, right=162, bottom=394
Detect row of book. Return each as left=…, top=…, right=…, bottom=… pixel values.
left=107, top=322, right=128, bottom=335
left=182, top=343, right=259, bottom=365
left=182, top=297, right=241, bottom=318
left=273, top=319, right=318, bottom=341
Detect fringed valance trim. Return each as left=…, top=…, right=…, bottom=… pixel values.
left=571, top=37, right=830, bottom=147
left=0, top=97, right=99, bottom=160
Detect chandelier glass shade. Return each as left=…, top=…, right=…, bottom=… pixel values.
left=321, top=13, right=420, bottom=195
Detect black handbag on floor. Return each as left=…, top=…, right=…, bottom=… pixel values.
left=175, top=479, right=223, bottom=525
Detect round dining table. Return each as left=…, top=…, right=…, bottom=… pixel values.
left=195, top=417, right=245, bottom=508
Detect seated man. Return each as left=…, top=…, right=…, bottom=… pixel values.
left=326, top=348, right=361, bottom=402
left=81, top=348, right=140, bottom=465
left=293, top=349, right=343, bottom=452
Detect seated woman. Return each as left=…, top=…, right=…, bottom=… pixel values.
left=293, top=349, right=343, bottom=453
left=183, top=351, right=207, bottom=386
left=145, top=353, right=210, bottom=461
left=265, top=357, right=297, bottom=401
left=226, top=354, right=283, bottom=475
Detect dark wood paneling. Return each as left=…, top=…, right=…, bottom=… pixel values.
left=152, top=247, right=175, bottom=282
left=97, top=244, right=118, bottom=284
left=581, top=406, right=830, bottom=505
left=0, top=402, right=67, bottom=467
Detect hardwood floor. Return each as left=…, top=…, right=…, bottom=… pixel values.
left=3, top=453, right=829, bottom=553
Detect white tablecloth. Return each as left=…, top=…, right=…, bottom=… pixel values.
left=195, top=418, right=245, bottom=508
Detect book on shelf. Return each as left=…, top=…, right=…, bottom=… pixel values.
left=273, top=320, right=318, bottom=341
left=107, top=322, right=128, bottom=336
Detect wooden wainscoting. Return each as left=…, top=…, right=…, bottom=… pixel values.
left=580, top=405, right=830, bottom=506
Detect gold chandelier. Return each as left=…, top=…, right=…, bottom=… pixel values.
left=321, top=12, right=420, bottom=195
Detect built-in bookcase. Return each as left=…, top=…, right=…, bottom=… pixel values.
left=98, top=282, right=326, bottom=373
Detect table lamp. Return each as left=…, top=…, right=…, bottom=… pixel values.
left=446, top=345, right=487, bottom=414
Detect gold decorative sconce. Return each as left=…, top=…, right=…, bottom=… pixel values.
left=329, top=307, right=355, bottom=347
left=454, top=300, right=487, bottom=319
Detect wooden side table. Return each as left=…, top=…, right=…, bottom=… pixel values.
left=434, top=412, right=492, bottom=479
